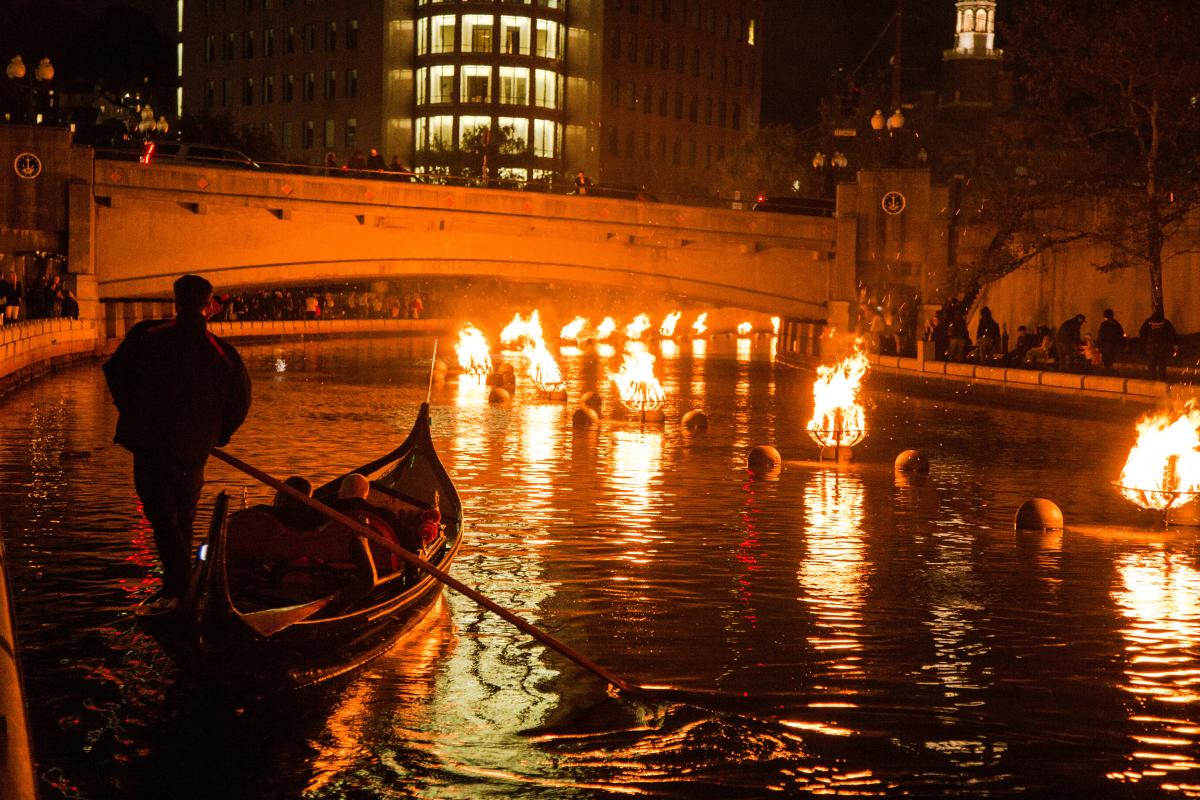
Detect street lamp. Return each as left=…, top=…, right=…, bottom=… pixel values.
left=4, top=55, right=55, bottom=124
left=812, top=149, right=849, bottom=197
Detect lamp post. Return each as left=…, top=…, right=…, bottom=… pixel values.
left=4, top=55, right=55, bottom=124
left=811, top=149, right=849, bottom=198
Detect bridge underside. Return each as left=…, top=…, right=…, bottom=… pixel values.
left=92, top=164, right=840, bottom=320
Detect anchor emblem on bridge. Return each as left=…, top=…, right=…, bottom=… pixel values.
left=881, top=191, right=906, bottom=215
left=14, top=152, right=42, bottom=180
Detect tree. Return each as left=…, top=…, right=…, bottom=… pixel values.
left=427, top=123, right=525, bottom=180
left=970, top=0, right=1200, bottom=312
left=714, top=124, right=819, bottom=200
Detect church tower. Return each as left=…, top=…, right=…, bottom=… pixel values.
left=940, top=0, right=1008, bottom=110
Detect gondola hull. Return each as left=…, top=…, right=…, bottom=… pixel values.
left=137, top=402, right=463, bottom=699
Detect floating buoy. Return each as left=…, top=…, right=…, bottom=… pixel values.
left=640, top=409, right=666, bottom=424
left=545, top=389, right=569, bottom=402
left=579, top=391, right=602, bottom=412
left=894, top=449, right=929, bottom=473
left=681, top=410, right=709, bottom=431
left=748, top=445, right=782, bottom=470
left=498, top=362, right=515, bottom=376
left=485, top=373, right=506, bottom=387
left=572, top=407, right=599, bottom=428
left=487, top=387, right=511, bottom=404
left=1015, top=498, right=1063, bottom=531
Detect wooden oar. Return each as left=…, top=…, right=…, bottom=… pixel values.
left=210, top=447, right=635, bottom=695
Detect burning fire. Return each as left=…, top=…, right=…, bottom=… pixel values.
left=610, top=348, right=666, bottom=413
left=737, top=322, right=753, bottom=336
left=1117, top=404, right=1200, bottom=512
left=596, top=317, right=617, bottom=341
left=806, top=344, right=871, bottom=449
left=454, top=324, right=493, bottom=376
left=659, top=311, right=683, bottom=338
left=625, top=313, right=652, bottom=340
left=500, top=310, right=565, bottom=393
left=771, top=316, right=781, bottom=335
left=692, top=313, right=708, bottom=337
left=560, top=316, right=588, bottom=341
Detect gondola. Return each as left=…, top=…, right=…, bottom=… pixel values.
left=136, top=401, right=463, bottom=699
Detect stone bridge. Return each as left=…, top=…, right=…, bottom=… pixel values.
left=88, top=160, right=844, bottom=319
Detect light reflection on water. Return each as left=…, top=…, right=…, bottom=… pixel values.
left=3, top=335, right=1200, bottom=797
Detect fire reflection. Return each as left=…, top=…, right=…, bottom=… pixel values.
left=1108, top=550, right=1200, bottom=789
left=799, top=470, right=867, bottom=681
left=608, top=429, right=664, bottom=558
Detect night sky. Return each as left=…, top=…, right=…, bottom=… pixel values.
left=3, top=0, right=1021, bottom=128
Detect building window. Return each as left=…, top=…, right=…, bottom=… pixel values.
left=242, top=77, right=254, bottom=104
left=498, top=116, right=528, bottom=153
left=625, top=129, right=635, bottom=158
left=747, top=18, right=756, bottom=45
left=222, top=78, right=232, bottom=106
left=428, top=115, right=453, bottom=150
left=282, top=121, right=294, bottom=149
left=691, top=48, right=699, bottom=77
left=304, top=23, right=315, bottom=52
left=721, top=55, right=728, bottom=82
left=657, top=134, right=666, bottom=159
left=659, top=43, right=669, bottom=70
left=734, top=59, right=742, bottom=87
left=642, top=131, right=651, bottom=159
left=458, top=115, right=491, bottom=148
left=325, top=70, right=336, bottom=99
left=264, top=27, right=274, bottom=56
left=706, top=52, right=714, bottom=80
left=205, top=35, right=215, bottom=62
left=534, top=20, right=561, bottom=58
left=461, top=65, right=491, bottom=103
left=688, top=140, right=696, bottom=166
left=718, top=144, right=725, bottom=161
left=658, top=89, right=668, bottom=115
left=533, top=119, right=556, bottom=158
left=324, top=118, right=335, bottom=149
left=325, top=21, right=337, bottom=51
left=499, top=67, right=529, bottom=105
left=345, top=117, right=357, bottom=147
left=672, top=138, right=681, bottom=165
left=704, top=98, right=712, bottom=124
left=204, top=80, right=215, bottom=108
left=417, top=17, right=429, bottom=55
left=609, top=28, right=621, bottom=58
left=463, top=15, right=494, bottom=53
left=283, top=73, right=294, bottom=101
left=285, top=26, right=295, bottom=54
left=347, top=19, right=358, bottom=48
left=263, top=74, right=274, bottom=103
left=243, top=30, right=254, bottom=58
left=643, top=36, right=654, bottom=66
left=224, top=32, right=235, bottom=60
left=675, top=44, right=684, bottom=72
left=415, top=117, right=427, bottom=151
left=705, top=143, right=711, bottom=166
left=416, top=67, right=428, bottom=104
left=748, top=63, right=756, bottom=90
left=732, top=104, right=741, bottom=130
left=304, top=71, right=315, bottom=100
left=641, top=85, right=651, bottom=114
left=534, top=69, right=559, bottom=108
left=661, top=0, right=670, bottom=20
left=608, top=126, right=619, bottom=154
left=431, top=64, right=455, bottom=103
left=674, top=92, right=683, bottom=119
left=717, top=100, right=726, bottom=127
left=611, top=79, right=620, bottom=108
left=503, top=16, right=532, bottom=54
left=346, top=69, right=358, bottom=98
left=432, top=16, right=456, bottom=54
left=627, top=33, right=637, bottom=63
left=303, top=120, right=314, bottom=148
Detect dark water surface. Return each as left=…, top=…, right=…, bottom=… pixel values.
left=2, top=335, right=1198, bottom=799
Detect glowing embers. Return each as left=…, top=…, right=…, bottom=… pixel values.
left=559, top=315, right=588, bottom=342
left=691, top=312, right=708, bottom=337
left=454, top=324, right=493, bottom=377
left=1116, top=403, right=1200, bottom=525
left=806, top=342, right=870, bottom=453
left=595, top=316, right=617, bottom=341
left=610, top=348, right=666, bottom=414
left=500, top=310, right=565, bottom=395
left=658, top=311, right=682, bottom=338
left=624, top=313, right=652, bottom=341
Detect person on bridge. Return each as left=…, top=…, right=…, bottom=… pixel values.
left=103, top=274, right=252, bottom=604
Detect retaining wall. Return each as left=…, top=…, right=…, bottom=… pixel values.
left=0, top=319, right=101, bottom=396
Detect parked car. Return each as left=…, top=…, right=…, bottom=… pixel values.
left=140, top=141, right=260, bottom=169
left=751, top=195, right=834, bottom=217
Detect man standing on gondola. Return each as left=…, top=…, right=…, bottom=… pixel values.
left=104, top=275, right=252, bottom=605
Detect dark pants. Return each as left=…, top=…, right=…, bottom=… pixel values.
left=1148, top=354, right=1169, bottom=382
left=133, top=453, right=205, bottom=597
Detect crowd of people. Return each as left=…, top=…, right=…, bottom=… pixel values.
left=322, top=148, right=414, bottom=181
left=0, top=271, right=80, bottom=323
left=209, top=284, right=428, bottom=323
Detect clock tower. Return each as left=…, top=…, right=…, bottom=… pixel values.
left=940, top=1, right=1008, bottom=110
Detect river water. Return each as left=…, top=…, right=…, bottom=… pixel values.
left=1, top=334, right=1197, bottom=799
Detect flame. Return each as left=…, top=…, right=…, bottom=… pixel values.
left=1117, top=405, right=1200, bottom=512
left=737, top=321, right=753, bottom=336
left=454, top=324, right=493, bottom=376
left=692, top=312, right=708, bottom=337
left=659, top=311, right=682, bottom=338
left=806, top=344, right=870, bottom=449
left=771, top=316, right=781, bottom=335
left=560, top=316, right=588, bottom=341
left=610, top=348, right=666, bottom=413
left=596, top=317, right=617, bottom=341
left=499, top=310, right=564, bottom=392
left=625, top=313, right=652, bottom=340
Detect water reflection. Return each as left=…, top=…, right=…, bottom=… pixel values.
left=1109, top=550, right=1200, bottom=790
left=607, top=429, right=664, bottom=563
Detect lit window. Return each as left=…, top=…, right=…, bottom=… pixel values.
left=347, top=19, right=358, bottom=48
left=345, top=117, right=357, bottom=147
left=534, top=20, right=561, bottom=58
left=497, top=117, right=528, bottom=153
left=416, top=67, right=428, bottom=104
left=428, top=115, right=454, bottom=150
left=458, top=115, right=492, bottom=147
left=533, top=119, right=557, bottom=158
left=431, top=16, right=456, bottom=53
left=303, top=119, right=314, bottom=148
left=534, top=69, right=559, bottom=108
left=502, top=16, right=531, bottom=54
left=431, top=65, right=455, bottom=102
left=346, top=68, right=358, bottom=98
left=243, top=30, right=255, bottom=60
left=263, top=74, right=274, bottom=103
left=499, top=67, right=530, bottom=105
left=462, top=15, right=494, bottom=53
left=460, top=65, right=491, bottom=103
left=415, top=117, right=427, bottom=150
left=747, top=18, right=755, bottom=46
left=324, top=118, right=335, bottom=149
left=417, top=17, right=429, bottom=55
left=282, top=121, right=294, bottom=148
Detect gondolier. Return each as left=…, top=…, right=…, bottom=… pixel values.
left=104, top=274, right=251, bottom=604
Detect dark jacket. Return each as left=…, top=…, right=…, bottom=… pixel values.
left=1055, top=317, right=1084, bottom=348
left=1139, top=314, right=1178, bottom=357
left=103, top=312, right=251, bottom=466
left=1097, top=318, right=1125, bottom=354
left=976, top=314, right=1000, bottom=341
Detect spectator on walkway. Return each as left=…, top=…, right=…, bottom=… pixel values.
left=975, top=306, right=1001, bottom=363
left=1024, top=334, right=1056, bottom=369
left=573, top=170, right=590, bottom=195
left=1096, top=308, right=1125, bottom=373
left=388, top=155, right=411, bottom=181
left=324, top=151, right=339, bottom=176
left=1, top=270, right=20, bottom=323
left=61, top=290, right=79, bottom=319
left=347, top=150, right=367, bottom=174
left=1139, top=310, right=1177, bottom=382
left=1054, top=313, right=1086, bottom=372
left=366, top=148, right=386, bottom=172
left=408, top=293, right=424, bottom=320
left=946, top=302, right=970, bottom=362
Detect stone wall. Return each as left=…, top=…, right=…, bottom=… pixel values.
left=0, top=319, right=100, bottom=396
